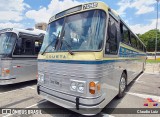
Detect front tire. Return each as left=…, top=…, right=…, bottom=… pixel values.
left=117, top=73, right=127, bottom=98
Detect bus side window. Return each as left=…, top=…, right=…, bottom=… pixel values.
left=121, top=24, right=130, bottom=45
left=137, top=40, right=141, bottom=50
left=130, top=33, right=137, bottom=48
left=13, top=38, right=22, bottom=55
left=140, top=43, right=143, bottom=51
left=24, top=39, right=33, bottom=55
left=105, top=15, right=118, bottom=55
left=13, top=38, right=34, bottom=55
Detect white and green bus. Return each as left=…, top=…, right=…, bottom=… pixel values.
left=37, top=1, right=147, bottom=115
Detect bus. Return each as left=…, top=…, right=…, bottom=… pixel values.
left=37, top=1, right=147, bottom=115
left=0, top=28, right=45, bottom=85
left=147, top=52, right=160, bottom=60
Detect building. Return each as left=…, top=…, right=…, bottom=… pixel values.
left=35, top=23, right=47, bottom=31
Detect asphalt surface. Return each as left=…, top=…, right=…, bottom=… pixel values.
left=0, top=73, right=160, bottom=117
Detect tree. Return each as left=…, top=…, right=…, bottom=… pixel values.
left=138, top=29, right=160, bottom=52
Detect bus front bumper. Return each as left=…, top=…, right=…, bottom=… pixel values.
left=37, top=85, right=105, bottom=115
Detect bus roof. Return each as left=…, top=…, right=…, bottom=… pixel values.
left=0, top=28, right=46, bottom=36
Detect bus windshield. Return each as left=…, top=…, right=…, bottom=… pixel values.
left=40, top=10, right=106, bottom=53
left=0, top=32, right=17, bottom=55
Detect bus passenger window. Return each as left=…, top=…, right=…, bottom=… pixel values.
left=13, top=38, right=34, bottom=55
left=13, top=38, right=22, bottom=55
left=105, top=15, right=118, bottom=55
left=121, top=25, right=130, bottom=45
left=130, top=33, right=137, bottom=48
left=24, top=40, right=33, bottom=55
left=140, top=43, right=143, bottom=51
left=137, top=40, right=140, bottom=50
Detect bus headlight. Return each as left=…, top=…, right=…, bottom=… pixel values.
left=38, top=73, right=44, bottom=83
left=70, top=80, right=86, bottom=93
left=70, top=81, right=77, bottom=91
left=77, top=83, right=84, bottom=93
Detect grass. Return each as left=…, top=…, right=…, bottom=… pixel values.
left=146, top=58, right=160, bottom=63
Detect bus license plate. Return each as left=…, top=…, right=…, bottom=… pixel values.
left=50, top=79, right=61, bottom=87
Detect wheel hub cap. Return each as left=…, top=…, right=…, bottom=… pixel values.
left=120, top=77, right=126, bottom=92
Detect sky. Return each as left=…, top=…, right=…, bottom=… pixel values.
left=0, top=0, right=160, bottom=34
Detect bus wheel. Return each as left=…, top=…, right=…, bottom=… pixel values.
left=117, top=73, right=127, bottom=98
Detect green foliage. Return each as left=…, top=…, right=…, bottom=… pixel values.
left=146, top=59, right=160, bottom=63
left=138, top=29, right=160, bottom=52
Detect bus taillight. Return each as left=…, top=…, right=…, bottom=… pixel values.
left=2, top=68, right=10, bottom=77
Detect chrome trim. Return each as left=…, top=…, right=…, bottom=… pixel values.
left=39, top=85, right=102, bottom=99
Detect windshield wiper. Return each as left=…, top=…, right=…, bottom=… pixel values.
left=62, top=39, right=74, bottom=55
left=56, top=18, right=74, bottom=56
left=41, top=32, right=60, bottom=55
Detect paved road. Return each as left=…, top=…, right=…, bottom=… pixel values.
left=0, top=73, right=160, bottom=117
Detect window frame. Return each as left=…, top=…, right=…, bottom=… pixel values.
left=130, top=32, right=137, bottom=48
left=120, top=20, right=146, bottom=53
left=0, top=32, right=17, bottom=56
left=12, top=35, right=42, bottom=58
left=41, top=9, right=107, bottom=53
left=105, top=14, right=119, bottom=55
left=121, top=23, right=131, bottom=45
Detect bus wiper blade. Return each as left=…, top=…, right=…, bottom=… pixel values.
left=54, top=18, right=74, bottom=55
left=41, top=32, right=60, bottom=55
left=62, top=39, right=74, bottom=55
left=58, top=30, right=74, bottom=55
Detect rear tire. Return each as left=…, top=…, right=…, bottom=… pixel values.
left=117, top=73, right=127, bottom=98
